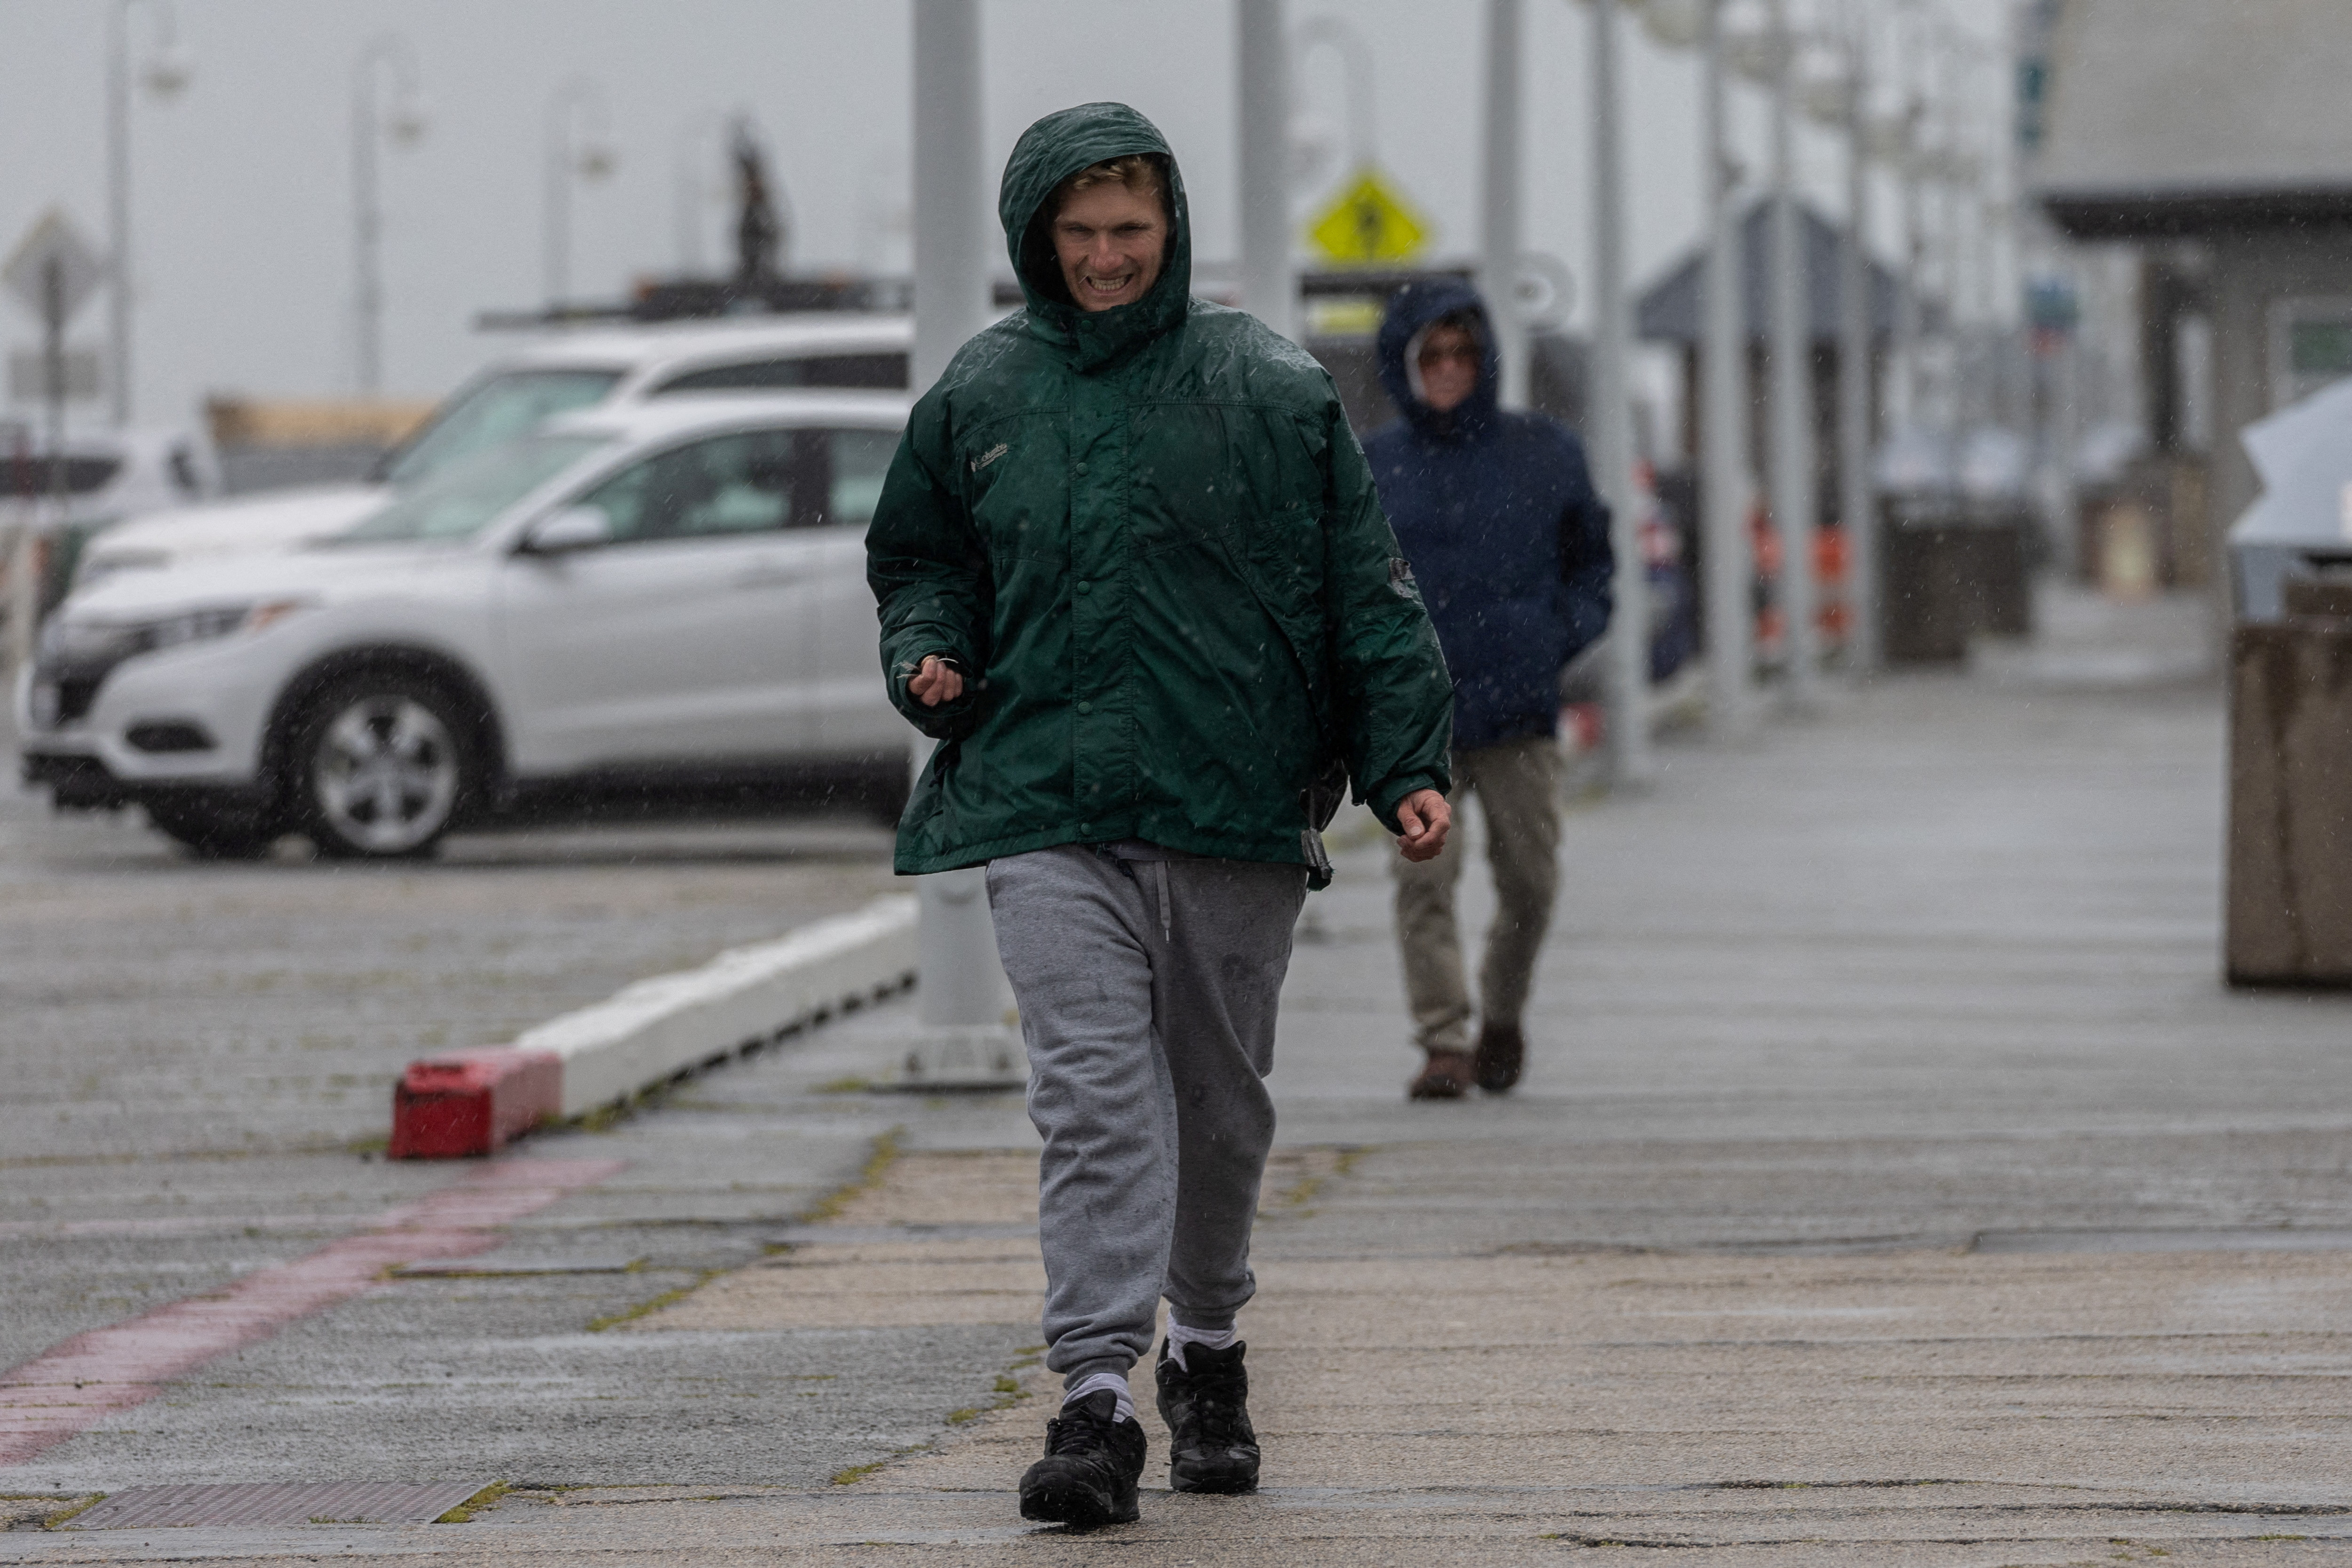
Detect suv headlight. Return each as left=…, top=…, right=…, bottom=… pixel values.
left=40, top=599, right=314, bottom=664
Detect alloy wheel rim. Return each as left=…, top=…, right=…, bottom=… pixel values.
left=311, top=696, right=458, bottom=852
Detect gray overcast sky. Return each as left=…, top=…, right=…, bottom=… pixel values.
left=2, top=0, right=1999, bottom=431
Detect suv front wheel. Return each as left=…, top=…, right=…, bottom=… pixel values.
left=292, top=673, right=476, bottom=859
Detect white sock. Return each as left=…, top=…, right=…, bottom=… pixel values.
left=1165, top=1319, right=1238, bottom=1371
left=1063, top=1369, right=1136, bottom=1425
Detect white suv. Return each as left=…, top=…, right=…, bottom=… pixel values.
left=72, top=314, right=911, bottom=587
left=18, top=394, right=912, bottom=858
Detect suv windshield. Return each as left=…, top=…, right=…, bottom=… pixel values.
left=335, top=433, right=612, bottom=544
left=376, top=367, right=623, bottom=486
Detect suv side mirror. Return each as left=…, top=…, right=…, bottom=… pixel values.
left=520, top=506, right=612, bottom=555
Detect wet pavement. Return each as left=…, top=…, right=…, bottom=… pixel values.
left=6, top=593, right=2352, bottom=1560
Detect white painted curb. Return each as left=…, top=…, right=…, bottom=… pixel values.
left=525, top=894, right=919, bottom=1118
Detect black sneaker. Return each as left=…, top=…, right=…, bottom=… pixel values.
left=1018, top=1389, right=1146, bottom=1528
left=1154, top=1338, right=1260, bottom=1494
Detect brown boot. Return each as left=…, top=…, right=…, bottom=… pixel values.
left=1408, top=1049, right=1474, bottom=1100
left=1473, top=1022, right=1525, bottom=1094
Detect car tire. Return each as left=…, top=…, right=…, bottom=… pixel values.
left=143, top=800, right=283, bottom=861
left=292, top=672, right=477, bottom=860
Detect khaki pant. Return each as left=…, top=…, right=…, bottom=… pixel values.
left=1391, top=736, right=1562, bottom=1052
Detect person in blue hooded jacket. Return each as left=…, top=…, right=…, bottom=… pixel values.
left=1363, top=279, right=1613, bottom=1100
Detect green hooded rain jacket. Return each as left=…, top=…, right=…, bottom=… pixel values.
left=866, top=102, right=1453, bottom=882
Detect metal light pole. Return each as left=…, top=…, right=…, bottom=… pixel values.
left=544, top=77, right=616, bottom=311
left=909, top=0, right=1009, bottom=1045
left=1835, top=6, right=1880, bottom=672
left=1238, top=0, right=1294, bottom=341
left=1700, top=0, right=1755, bottom=736
left=1765, top=0, right=1819, bottom=704
left=352, top=36, right=424, bottom=397
left=672, top=111, right=729, bottom=275
left=105, top=0, right=189, bottom=426
left=1291, top=16, right=1379, bottom=175
left=1888, top=62, right=1923, bottom=435
left=1589, top=0, right=1649, bottom=782
left=1479, top=0, right=1527, bottom=408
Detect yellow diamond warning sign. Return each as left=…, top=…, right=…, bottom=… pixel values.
left=1306, top=168, right=1431, bottom=266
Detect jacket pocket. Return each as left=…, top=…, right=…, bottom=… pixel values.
left=963, top=416, right=1070, bottom=565
left=1218, top=523, right=1340, bottom=767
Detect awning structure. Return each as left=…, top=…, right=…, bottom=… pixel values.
left=2032, top=0, right=2352, bottom=238
left=1636, top=199, right=1902, bottom=346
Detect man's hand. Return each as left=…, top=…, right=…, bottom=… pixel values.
left=1394, top=788, right=1451, bottom=862
left=908, top=654, right=964, bottom=708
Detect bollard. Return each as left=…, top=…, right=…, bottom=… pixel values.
left=2225, top=581, right=2352, bottom=986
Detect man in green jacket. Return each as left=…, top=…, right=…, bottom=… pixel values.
left=867, top=102, right=1454, bottom=1528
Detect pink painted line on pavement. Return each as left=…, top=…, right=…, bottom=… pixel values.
left=0, top=1214, right=398, bottom=1242
left=0, top=1157, right=622, bottom=1467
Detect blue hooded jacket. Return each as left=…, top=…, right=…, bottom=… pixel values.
left=1363, top=279, right=1614, bottom=753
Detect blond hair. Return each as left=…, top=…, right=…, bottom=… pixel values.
left=1052, top=154, right=1169, bottom=218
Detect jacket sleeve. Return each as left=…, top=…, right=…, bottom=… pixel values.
left=1319, top=401, right=1456, bottom=829
left=865, top=400, right=989, bottom=741
left=1557, top=433, right=1616, bottom=663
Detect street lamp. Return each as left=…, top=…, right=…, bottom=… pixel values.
left=352, top=36, right=426, bottom=397
left=1804, top=0, right=1884, bottom=671
left=1290, top=16, right=1378, bottom=183
left=1577, top=0, right=1652, bottom=782
left=672, top=110, right=730, bottom=276
left=106, top=0, right=191, bottom=426
left=1760, top=0, right=1820, bottom=705
left=1238, top=0, right=1294, bottom=341
left=545, top=77, right=618, bottom=311
left=1698, top=0, right=1758, bottom=735
left=1479, top=0, right=1527, bottom=409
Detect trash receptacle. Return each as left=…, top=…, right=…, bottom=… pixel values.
left=1878, top=497, right=2034, bottom=664
left=2225, top=578, right=2352, bottom=986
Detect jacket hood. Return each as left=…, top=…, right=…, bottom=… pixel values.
left=999, top=102, right=1192, bottom=373
left=1376, top=276, right=1501, bottom=439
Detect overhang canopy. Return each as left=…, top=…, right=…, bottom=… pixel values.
left=2033, top=0, right=2352, bottom=238
left=1636, top=199, right=1899, bottom=347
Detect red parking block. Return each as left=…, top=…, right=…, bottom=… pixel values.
left=389, top=1049, right=563, bottom=1159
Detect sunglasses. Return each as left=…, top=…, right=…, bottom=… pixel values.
left=1417, top=343, right=1481, bottom=366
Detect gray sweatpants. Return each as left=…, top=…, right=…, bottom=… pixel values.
left=985, top=844, right=1307, bottom=1390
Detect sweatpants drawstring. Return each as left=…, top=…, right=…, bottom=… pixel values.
left=1151, top=860, right=1172, bottom=944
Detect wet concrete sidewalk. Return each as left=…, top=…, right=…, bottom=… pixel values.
left=12, top=634, right=2352, bottom=1562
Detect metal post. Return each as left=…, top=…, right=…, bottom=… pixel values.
left=909, top=0, right=1009, bottom=1043
left=673, top=113, right=724, bottom=275
left=543, top=77, right=609, bottom=313
left=1480, top=0, right=1527, bottom=408
left=1766, top=0, right=1819, bottom=704
left=105, top=1, right=131, bottom=426
left=19, top=256, right=71, bottom=669
left=2048, top=315, right=2080, bottom=579
left=352, top=63, right=383, bottom=393
left=1590, top=0, right=1648, bottom=782
left=1838, top=12, right=1880, bottom=673
left=43, top=258, right=67, bottom=523
left=103, top=0, right=187, bottom=424
left=354, top=38, right=420, bottom=393
left=1892, top=113, right=1921, bottom=432
left=1237, top=0, right=1294, bottom=341
left=1700, top=0, right=1754, bottom=737
left=5, top=493, right=35, bottom=677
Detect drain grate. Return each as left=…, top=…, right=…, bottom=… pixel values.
left=66, top=1481, right=491, bottom=1530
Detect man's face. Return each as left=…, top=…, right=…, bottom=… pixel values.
left=1416, top=324, right=1482, bottom=414
left=1053, top=182, right=1168, bottom=312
